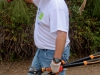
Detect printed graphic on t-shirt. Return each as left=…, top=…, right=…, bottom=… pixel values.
left=38, top=8, right=44, bottom=20
left=38, top=12, right=44, bottom=20
left=37, top=8, right=44, bottom=25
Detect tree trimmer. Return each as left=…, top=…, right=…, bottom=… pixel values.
left=28, top=52, right=100, bottom=75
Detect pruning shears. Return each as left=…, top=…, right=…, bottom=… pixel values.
left=7, top=0, right=13, bottom=3
left=28, top=52, right=100, bottom=75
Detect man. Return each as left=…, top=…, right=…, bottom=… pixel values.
left=26, top=0, right=70, bottom=75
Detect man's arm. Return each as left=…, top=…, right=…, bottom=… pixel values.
left=25, top=0, right=34, bottom=3
left=54, top=30, right=67, bottom=59
left=50, top=30, right=67, bottom=73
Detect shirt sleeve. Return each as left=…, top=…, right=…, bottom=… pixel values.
left=49, top=8, right=69, bottom=33
left=33, top=0, right=40, bottom=7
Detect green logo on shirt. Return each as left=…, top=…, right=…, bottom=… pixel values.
left=38, top=12, right=44, bottom=20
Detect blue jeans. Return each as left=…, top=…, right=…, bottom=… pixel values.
left=28, top=45, right=70, bottom=75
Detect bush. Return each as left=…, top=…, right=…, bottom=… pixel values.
left=0, top=0, right=37, bottom=61
left=67, top=0, right=100, bottom=58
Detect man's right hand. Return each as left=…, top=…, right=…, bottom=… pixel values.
left=50, top=60, right=61, bottom=73
left=25, top=0, right=34, bottom=3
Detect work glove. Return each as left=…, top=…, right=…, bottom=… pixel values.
left=50, top=60, right=61, bottom=73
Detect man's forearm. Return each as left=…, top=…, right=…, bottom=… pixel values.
left=54, top=30, right=67, bottom=59
left=25, top=0, right=33, bottom=3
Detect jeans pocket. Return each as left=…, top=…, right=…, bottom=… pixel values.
left=44, top=50, right=54, bottom=60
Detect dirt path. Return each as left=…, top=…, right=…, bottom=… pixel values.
left=0, top=59, right=100, bottom=75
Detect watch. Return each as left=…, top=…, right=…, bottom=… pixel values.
left=53, top=58, right=61, bottom=63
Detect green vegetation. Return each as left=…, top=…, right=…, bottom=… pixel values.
left=67, top=0, right=100, bottom=58
left=0, top=0, right=100, bottom=61
left=0, top=0, right=37, bottom=61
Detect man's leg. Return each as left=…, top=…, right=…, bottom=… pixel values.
left=39, top=45, right=70, bottom=75
left=28, top=45, right=70, bottom=75
left=28, top=49, right=41, bottom=75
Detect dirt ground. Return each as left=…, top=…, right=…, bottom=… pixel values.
left=0, top=59, right=100, bottom=75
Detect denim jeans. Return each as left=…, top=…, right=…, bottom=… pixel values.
left=28, top=45, right=70, bottom=75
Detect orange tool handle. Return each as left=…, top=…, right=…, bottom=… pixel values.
left=41, top=60, right=65, bottom=72
left=42, top=65, right=63, bottom=73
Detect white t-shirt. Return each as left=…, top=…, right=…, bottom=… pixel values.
left=33, top=0, right=70, bottom=50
